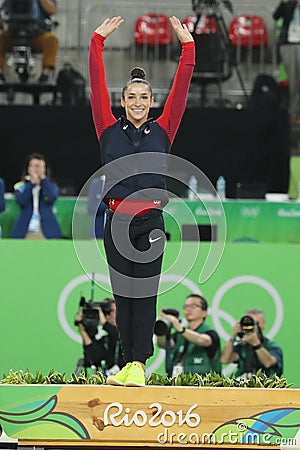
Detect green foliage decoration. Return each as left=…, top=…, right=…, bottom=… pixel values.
left=0, top=368, right=293, bottom=388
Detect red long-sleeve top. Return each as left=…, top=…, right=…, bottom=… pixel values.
left=89, top=32, right=195, bottom=145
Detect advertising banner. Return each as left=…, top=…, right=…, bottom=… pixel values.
left=1, top=199, right=300, bottom=243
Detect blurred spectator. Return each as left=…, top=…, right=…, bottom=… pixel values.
left=0, top=0, right=58, bottom=83
left=0, top=177, right=4, bottom=212
left=87, top=176, right=107, bottom=239
left=273, top=0, right=300, bottom=124
left=10, top=152, right=62, bottom=239
left=0, top=177, right=5, bottom=238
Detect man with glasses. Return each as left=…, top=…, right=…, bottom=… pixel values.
left=156, top=294, right=221, bottom=376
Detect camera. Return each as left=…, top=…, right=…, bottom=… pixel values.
left=74, top=296, right=113, bottom=338
left=154, top=308, right=180, bottom=336
left=192, top=0, right=233, bottom=14
left=238, top=315, right=262, bottom=339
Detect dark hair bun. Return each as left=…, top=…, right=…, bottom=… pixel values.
left=130, top=67, right=146, bottom=80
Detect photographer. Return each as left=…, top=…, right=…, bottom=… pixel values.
left=221, top=309, right=283, bottom=379
left=75, top=298, right=124, bottom=375
left=156, top=294, right=221, bottom=376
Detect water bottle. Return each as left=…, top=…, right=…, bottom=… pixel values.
left=188, top=175, right=198, bottom=201
left=216, top=176, right=226, bottom=200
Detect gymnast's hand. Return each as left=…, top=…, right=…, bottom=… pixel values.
left=169, top=15, right=194, bottom=43
left=94, top=16, right=124, bottom=38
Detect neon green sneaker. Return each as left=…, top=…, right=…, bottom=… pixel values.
left=124, top=362, right=145, bottom=387
left=107, top=363, right=132, bottom=386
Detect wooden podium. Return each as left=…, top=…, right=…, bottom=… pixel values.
left=1, top=385, right=300, bottom=448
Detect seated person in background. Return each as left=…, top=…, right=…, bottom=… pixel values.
left=156, top=294, right=221, bottom=377
left=0, top=177, right=5, bottom=238
left=221, top=309, right=283, bottom=379
left=87, top=176, right=107, bottom=239
left=0, top=0, right=58, bottom=82
left=10, top=152, right=62, bottom=239
left=273, top=0, right=300, bottom=124
left=0, top=177, right=4, bottom=212
left=75, top=298, right=125, bottom=375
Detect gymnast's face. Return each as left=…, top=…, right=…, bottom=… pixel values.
left=121, top=83, right=154, bottom=128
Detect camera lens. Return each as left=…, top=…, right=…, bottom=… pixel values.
left=240, top=315, right=255, bottom=333
left=154, top=318, right=172, bottom=336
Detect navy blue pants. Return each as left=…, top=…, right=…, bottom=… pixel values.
left=104, top=208, right=165, bottom=364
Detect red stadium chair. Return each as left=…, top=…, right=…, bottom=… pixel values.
left=229, top=15, right=268, bottom=48
left=182, top=14, right=217, bottom=35
left=134, top=13, right=173, bottom=46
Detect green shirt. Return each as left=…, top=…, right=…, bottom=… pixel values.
left=234, top=336, right=283, bottom=377
left=171, top=322, right=221, bottom=375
